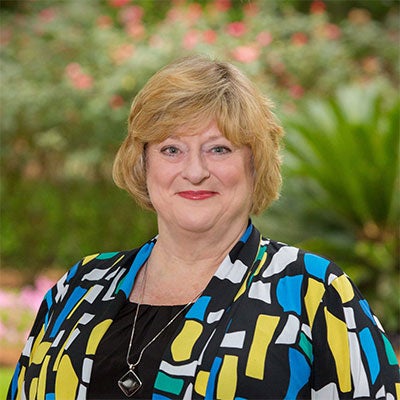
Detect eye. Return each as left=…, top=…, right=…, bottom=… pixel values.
left=160, top=145, right=181, bottom=156
left=210, top=145, right=232, bottom=154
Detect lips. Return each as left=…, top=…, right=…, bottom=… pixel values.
left=177, top=190, right=218, bottom=200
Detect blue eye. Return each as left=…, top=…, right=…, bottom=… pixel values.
left=211, top=146, right=231, bottom=154
left=161, top=146, right=180, bottom=156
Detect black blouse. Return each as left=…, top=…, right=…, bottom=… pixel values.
left=88, top=301, right=186, bottom=399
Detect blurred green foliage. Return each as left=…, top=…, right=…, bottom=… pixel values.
left=0, top=0, right=399, bottom=332
left=0, top=368, right=13, bottom=398
left=255, top=84, right=399, bottom=332
left=1, top=179, right=156, bottom=275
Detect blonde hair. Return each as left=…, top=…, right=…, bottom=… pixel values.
left=113, top=55, right=283, bottom=215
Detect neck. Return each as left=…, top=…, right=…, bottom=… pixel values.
left=154, top=217, right=248, bottom=268
left=131, top=217, right=249, bottom=305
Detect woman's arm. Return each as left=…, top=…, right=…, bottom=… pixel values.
left=311, top=272, right=399, bottom=399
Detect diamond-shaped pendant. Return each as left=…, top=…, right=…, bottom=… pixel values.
left=118, top=369, right=142, bottom=397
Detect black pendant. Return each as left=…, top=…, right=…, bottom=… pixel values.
left=118, top=368, right=142, bottom=397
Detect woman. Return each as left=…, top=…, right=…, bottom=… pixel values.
left=8, top=55, right=399, bottom=399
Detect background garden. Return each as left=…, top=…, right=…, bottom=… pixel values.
left=0, top=0, right=399, bottom=393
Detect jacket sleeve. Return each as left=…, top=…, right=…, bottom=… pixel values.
left=310, top=272, right=399, bottom=399
left=7, top=262, right=77, bottom=400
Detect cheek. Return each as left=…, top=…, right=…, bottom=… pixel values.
left=146, top=154, right=166, bottom=183
left=145, top=160, right=164, bottom=200
left=146, top=159, right=178, bottom=194
left=232, top=152, right=254, bottom=185
left=217, top=162, right=254, bottom=190
left=243, top=153, right=255, bottom=190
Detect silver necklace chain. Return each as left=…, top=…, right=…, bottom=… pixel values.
left=125, top=262, right=202, bottom=370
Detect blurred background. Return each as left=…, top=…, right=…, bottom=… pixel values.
left=0, top=0, right=399, bottom=390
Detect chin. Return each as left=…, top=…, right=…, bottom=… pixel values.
left=175, top=213, right=220, bottom=233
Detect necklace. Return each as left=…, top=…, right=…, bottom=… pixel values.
left=118, top=263, right=202, bottom=397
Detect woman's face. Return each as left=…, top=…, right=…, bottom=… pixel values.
left=146, top=122, right=254, bottom=234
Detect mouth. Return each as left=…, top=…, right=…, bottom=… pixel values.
left=177, top=190, right=218, bottom=200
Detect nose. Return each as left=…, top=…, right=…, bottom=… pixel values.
left=181, top=151, right=210, bottom=184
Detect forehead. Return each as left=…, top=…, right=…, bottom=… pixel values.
left=169, top=122, right=225, bottom=140
left=147, top=115, right=247, bottom=148
left=152, top=121, right=223, bottom=143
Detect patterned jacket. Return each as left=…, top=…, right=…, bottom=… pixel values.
left=8, top=223, right=400, bottom=399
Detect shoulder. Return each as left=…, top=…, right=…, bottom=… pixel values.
left=63, top=248, right=140, bottom=284
left=49, top=246, right=145, bottom=303
left=262, top=237, right=379, bottom=322
left=261, top=237, right=377, bottom=328
left=262, top=237, right=344, bottom=287
left=46, top=238, right=157, bottom=305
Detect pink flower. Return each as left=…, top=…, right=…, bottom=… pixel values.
left=214, top=0, right=231, bottom=12
left=270, top=60, right=286, bottom=75
left=243, top=3, right=259, bottom=16
left=109, top=0, right=130, bottom=7
left=108, top=94, right=125, bottom=110
left=226, top=21, right=247, bottom=37
left=323, top=23, right=341, bottom=40
left=182, top=30, right=200, bottom=50
left=20, top=287, right=43, bottom=312
left=125, top=23, right=145, bottom=39
left=291, top=32, right=308, bottom=46
left=96, top=15, right=113, bottom=29
left=65, top=62, right=82, bottom=80
left=362, top=56, right=381, bottom=74
left=203, top=29, right=217, bottom=44
left=119, top=5, right=143, bottom=25
left=290, top=85, right=305, bottom=99
left=166, top=7, right=184, bottom=23
left=65, top=63, right=94, bottom=90
left=257, top=31, right=273, bottom=46
left=39, top=7, right=57, bottom=23
left=187, top=3, right=203, bottom=22
left=34, top=275, right=56, bottom=294
left=109, top=95, right=125, bottom=109
left=231, top=45, right=260, bottom=63
left=14, top=276, right=55, bottom=313
left=72, top=74, right=93, bottom=90
left=111, top=43, right=135, bottom=64
left=0, top=290, right=13, bottom=308
left=310, top=0, right=326, bottom=14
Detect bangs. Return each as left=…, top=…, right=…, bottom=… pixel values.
left=133, top=84, right=256, bottom=148
left=114, top=55, right=283, bottom=214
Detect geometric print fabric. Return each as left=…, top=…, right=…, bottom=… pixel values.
left=8, top=222, right=400, bottom=399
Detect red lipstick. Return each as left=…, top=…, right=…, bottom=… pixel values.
left=177, top=190, right=218, bottom=200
